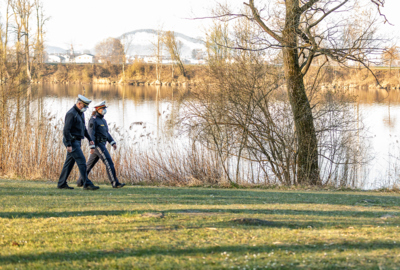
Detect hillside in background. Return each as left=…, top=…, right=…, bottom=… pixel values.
left=46, top=45, right=67, bottom=54
left=45, top=29, right=206, bottom=59
left=117, top=29, right=205, bottom=58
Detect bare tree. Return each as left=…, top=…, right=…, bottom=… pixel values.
left=95, top=37, right=125, bottom=65
left=11, top=0, right=34, bottom=82
left=0, top=0, right=12, bottom=164
left=206, top=20, right=231, bottom=63
left=119, top=33, right=133, bottom=80
left=164, top=31, right=186, bottom=78
left=382, top=45, right=399, bottom=76
left=0, top=0, right=12, bottom=79
left=33, top=0, right=49, bottom=66
left=0, top=0, right=27, bottom=168
left=181, top=16, right=369, bottom=186
left=152, top=27, right=164, bottom=83
left=203, top=0, right=387, bottom=185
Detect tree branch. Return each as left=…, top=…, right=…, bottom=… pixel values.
left=308, top=0, right=349, bottom=30
left=301, top=50, right=315, bottom=76
left=300, top=0, right=320, bottom=13
left=244, top=0, right=282, bottom=43
left=370, top=0, right=391, bottom=24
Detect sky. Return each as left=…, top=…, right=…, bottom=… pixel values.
left=41, top=0, right=400, bottom=50
left=43, top=0, right=215, bottom=49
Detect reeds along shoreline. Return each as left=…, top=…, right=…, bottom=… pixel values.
left=0, top=105, right=365, bottom=188
left=0, top=106, right=227, bottom=186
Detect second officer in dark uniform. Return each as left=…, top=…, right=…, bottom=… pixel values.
left=77, top=101, right=125, bottom=188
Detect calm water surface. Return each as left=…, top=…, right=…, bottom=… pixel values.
left=29, top=84, right=400, bottom=189
left=32, top=84, right=175, bottom=132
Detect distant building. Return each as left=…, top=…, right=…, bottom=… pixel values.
left=162, top=59, right=174, bottom=64
left=192, top=48, right=206, bottom=60
left=189, top=59, right=206, bottom=65
left=393, top=60, right=400, bottom=67
left=142, top=56, right=158, bottom=64
left=125, top=55, right=135, bottom=64
left=47, top=54, right=65, bottom=63
left=62, top=54, right=72, bottom=63
left=74, top=54, right=95, bottom=64
left=161, top=56, right=174, bottom=65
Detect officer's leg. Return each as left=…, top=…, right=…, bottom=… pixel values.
left=86, top=150, right=101, bottom=176
left=76, top=174, right=83, bottom=186
left=96, top=144, right=119, bottom=184
left=58, top=151, right=76, bottom=187
left=70, top=141, right=90, bottom=187
left=77, top=152, right=99, bottom=186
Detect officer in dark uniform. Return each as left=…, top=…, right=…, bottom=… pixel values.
left=77, top=101, right=126, bottom=188
left=57, top=95, right=100, bottom=190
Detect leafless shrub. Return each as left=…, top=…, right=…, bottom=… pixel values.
left=175, top=18, right=370, bottom=187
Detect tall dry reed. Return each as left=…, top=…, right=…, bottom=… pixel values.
left=0, top=98, right=226, bottom=186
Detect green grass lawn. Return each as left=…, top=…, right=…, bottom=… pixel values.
left=1, top=180, right=400, bottom=269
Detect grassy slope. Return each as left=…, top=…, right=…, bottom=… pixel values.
left=0, top=180, right=400, bottom=269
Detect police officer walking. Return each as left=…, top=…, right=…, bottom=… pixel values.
left=77, top=101, right=125, bottom=188
left=58, top=95, right=100, bottom=190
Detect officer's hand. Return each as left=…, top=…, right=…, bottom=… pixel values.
left=67, top=146, right=72, bottom=153
left=113, top=144, right=117, bottom=150
left=89, top=141, right=94, bottom=145
left=90, top=149, right=95, bottom=155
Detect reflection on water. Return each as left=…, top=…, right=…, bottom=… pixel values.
left=35, top=83, right=179, bottom=100
left=355, top=87, right=400, bottom=105
left=351, top=88, right=400, bottom=188
left=30, top=84, right=180, bottom=142
left=28, top=84, right=400, bottom=189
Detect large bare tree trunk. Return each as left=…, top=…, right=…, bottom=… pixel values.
left=282, top=0, right=319, bottom=184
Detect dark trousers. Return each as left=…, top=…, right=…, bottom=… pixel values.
left=58, top=139, right=91, bottom=187
left=77, top=143, right=119, bottom=185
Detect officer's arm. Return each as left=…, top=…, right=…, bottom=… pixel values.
left=89, top=118, right=97, bottom=144
left=63, top=112, right=74, bottom=147
left=84, top=128, right=91, bottom=141
left=107, top=132, right=116, bottom=146
left=105, top=121, right=116, bottom=145
left=84, top=120, right=95, bottom=149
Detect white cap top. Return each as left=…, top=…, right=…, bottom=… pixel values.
left=77, top=94, right=92, bottom=106
left=93, top=100, right=107, bottom=108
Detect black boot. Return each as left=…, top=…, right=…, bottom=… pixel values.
left=83, top=184, right=100, bottom=190
left=112, top=182, right=126, bottom=188
left=78, top=179, right=94, bottom=187
left=58, top=184, right=74, bottom=190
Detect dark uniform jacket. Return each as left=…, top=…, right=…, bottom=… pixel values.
left=88, top=112, right=116, bottom=146
left=63, top=105, right=93, bottom=147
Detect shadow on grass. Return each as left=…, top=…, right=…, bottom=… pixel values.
left=0, top=208, right=397, bottom=229
left=2, top=184, right=400, bottom=207
left=1, top=241, right=399, bottom=265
